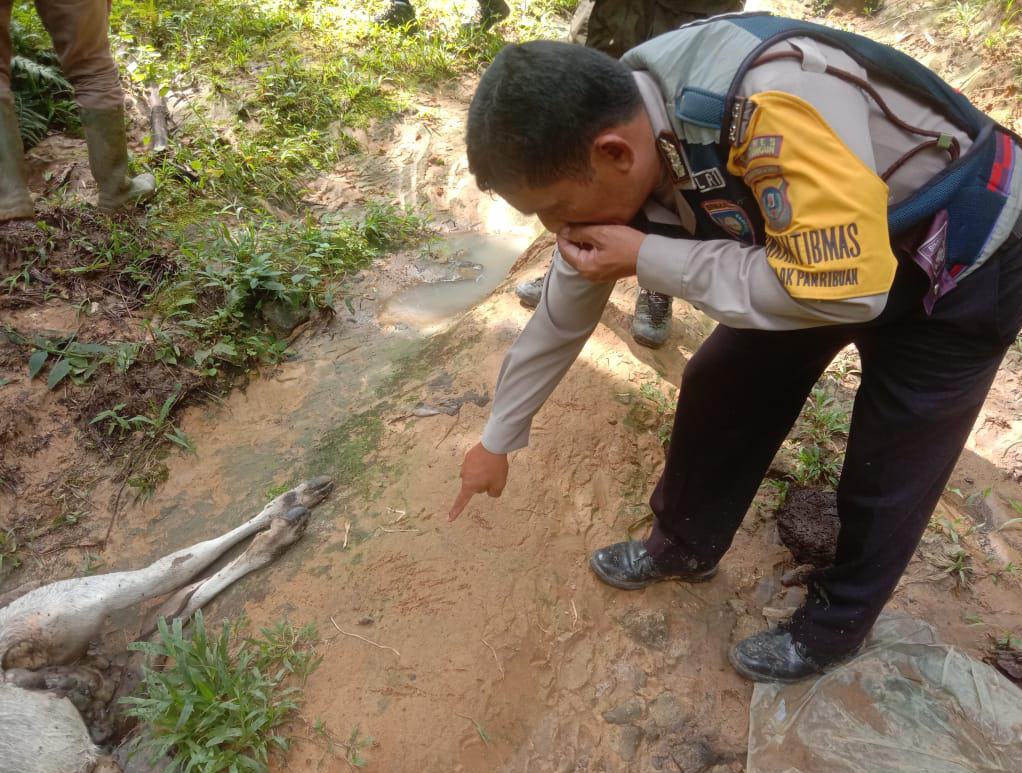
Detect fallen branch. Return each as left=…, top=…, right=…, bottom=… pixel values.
left=330, top=616, right=400, bottom=658
left=149, top=84, right=169, bottom=154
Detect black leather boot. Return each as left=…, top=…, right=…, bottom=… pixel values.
left=590, top=540, right=717, bottom=590
left=729, top=628, right=853, bottom=683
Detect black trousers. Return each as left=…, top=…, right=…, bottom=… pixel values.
left=646, top=228, right=1022, bottom=659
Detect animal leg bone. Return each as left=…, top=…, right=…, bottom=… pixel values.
left=143, top=504, right=313, bottom=633
left=0, top=476, right=333, bottom=670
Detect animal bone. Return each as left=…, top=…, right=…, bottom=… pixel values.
left=0, top=476, right=333, bottom=773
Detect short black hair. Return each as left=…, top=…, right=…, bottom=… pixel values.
left=466, top=40, right=642, bottom=194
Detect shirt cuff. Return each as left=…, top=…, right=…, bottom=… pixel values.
left=481, top=418, right=530, bottom=455
left=636, top=234, right=693, bottom=297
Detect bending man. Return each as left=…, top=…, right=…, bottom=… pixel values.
left=449, top=14, right=1022, bottom=683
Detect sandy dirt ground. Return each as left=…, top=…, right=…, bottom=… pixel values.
left=2, top=1, right=1022, bottom=771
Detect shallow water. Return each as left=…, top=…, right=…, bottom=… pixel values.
left=381, top=231, right=533, bottom=328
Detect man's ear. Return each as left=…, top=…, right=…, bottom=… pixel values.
left=592, top=131, right=636, bottom=172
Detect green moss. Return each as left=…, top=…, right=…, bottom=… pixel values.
left=265, top=481, right=294, bottom=499
left=307, top=414, right=384, bottom=489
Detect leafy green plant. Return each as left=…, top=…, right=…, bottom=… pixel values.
left=943, top=547, right=973, bottom=587
left=802, top=387, right=850, bottom=445
left=991, top=561, right=1017, bottom=584
left=984, top=0, right=1019, bottom=51
left=792, top=444, right=842, bottom=488
left=929, top=514, right=977, bottom=587
left=27, top=336, right=141, bottom=390
left=9, top=10, right=79, bottom=147
left=0, top=529, right=22, bottom=573
left=345, top=725, right=374, bottom=768
left=952, top=0, right=980, bottom=39
left=91, top=393, right=194, bottom=452
left=638, top=380, right=677, bottom=447
left=82, top=551, right=106, bottom=575
left=995, top=497, right=1022, bottom=532
left=122, top=612, right=321, bottom=773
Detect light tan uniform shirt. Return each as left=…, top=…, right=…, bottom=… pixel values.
left=480, top=37, right=1022, bottom=455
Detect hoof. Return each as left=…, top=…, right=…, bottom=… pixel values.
left=284, top=505, right=311, bottom=525
left=300, top=476, right=334, bottom=505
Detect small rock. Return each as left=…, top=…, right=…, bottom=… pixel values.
left=649, top=692, right=686, bottom=729
left=780, top=564, right=815, bottom=586
left=707, top=763, right=744, bottom=773
left=613, top=661, right=647, bottom=690
left=261, top=298, right=311, bottom=337
left=618, top=725, right=644, bottom=762
left=603, top=701, right=643, bottom=725
left=762, top=606, right=797, bottom=623
left=593, top=679, right=615, bottom=698
left=455, top=260, right=483, bottom=280
left=616, top=608, right=670, bottom=651
left=650, top=736, right=716, bottom=772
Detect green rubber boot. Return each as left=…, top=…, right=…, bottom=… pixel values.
left=0, top=98, right=34, bottom=222
left=80, top=106, right=155, bottom=213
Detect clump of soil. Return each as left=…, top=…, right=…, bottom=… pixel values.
left=987, top=640, right=1022, bottom=686
left=776, top=486, right=840, bottom=567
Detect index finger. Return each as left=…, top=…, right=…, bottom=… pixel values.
left=448, top=483, right=475, bottom=521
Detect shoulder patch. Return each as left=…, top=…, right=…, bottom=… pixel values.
left=759, top=180, right=792, bottom=231
left=735, top=134, right=782, bottom=166
left=742, top=164, right=782, bottom=185
left=701, top=199, right=754, bottom=242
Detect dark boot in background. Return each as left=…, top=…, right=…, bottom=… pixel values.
left=474, top=0, right=510, bottom=29
left=373, top=0, right=418, bottom=29
left=631, top=288, right=673, bottom=348
left=0, top=98, right=34, bottom=222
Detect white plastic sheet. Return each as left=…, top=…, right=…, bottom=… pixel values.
left=747, top=614, right=1022, bottom=773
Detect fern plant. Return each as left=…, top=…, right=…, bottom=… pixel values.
left=10, top=13, right=79, bottom=147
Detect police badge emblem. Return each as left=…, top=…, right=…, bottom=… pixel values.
left=702, top=199, right=754, bottom=242
left=656, top=131, right=691, bottom=186
left=759, top=179, right=793, bottom=231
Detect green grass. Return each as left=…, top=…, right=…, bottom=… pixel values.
left=122, top=612, right=323, bottom=773
left=0, top=529, right=22, bottom=574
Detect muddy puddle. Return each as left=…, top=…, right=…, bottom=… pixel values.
left=380, top=231, right=534, bottom=328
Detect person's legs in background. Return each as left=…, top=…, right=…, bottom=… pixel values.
left=36, top=0, right=154, bottom=212
left=0, top=0, right=34, bottom=221
left=374, top=0, right=509, bottom=30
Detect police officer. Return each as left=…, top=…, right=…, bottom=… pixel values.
left=516, top=0, right=746, bottom=348
left=0, top=0, right=155, bottom=221
left=448, top=14, right=1022, bottom=683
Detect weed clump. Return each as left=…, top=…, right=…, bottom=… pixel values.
left=122, top=612, right=321, bottom=773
